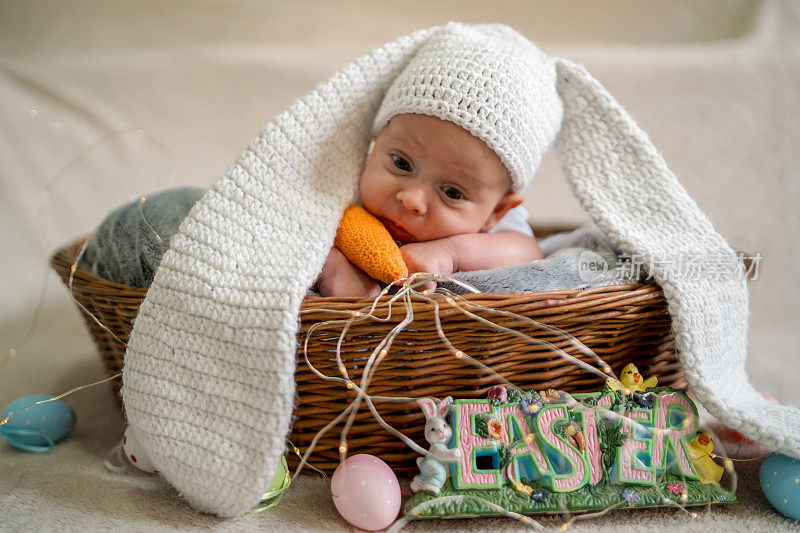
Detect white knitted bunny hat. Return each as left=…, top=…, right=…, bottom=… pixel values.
left=122, top=22, right=800, bottom=517
left=371, top=25, right=562, bottom=191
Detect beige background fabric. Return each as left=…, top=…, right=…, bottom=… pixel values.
left=2, top=1, right=800, bottom=530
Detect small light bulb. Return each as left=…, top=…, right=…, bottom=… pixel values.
left=680, top=493, right=688, bottom=502
left=9, top=348, right=16, bottom=357
left=379, top=349, right=387, bottom=356
left=422, top=289, right=429, bottom=295
left=29, top=109, right=38, bottom=118
left=525, top=434, right=534, bottom=443
left=345, top=381, right=354, bottom=389
left=70, top=265, right=77, bottom=273
left=624, top=388, right=631, bottom=396
left=140, top=196, right=147, bottom=204
left=561, top=523, right=568, bottom=531
left=602, top=366, right=611, bottom=373
left=353, top=311, right=361, bottom=318
left=338, top=365, right=346, bottom=373
left=454, top=350, right=464, bottom=359
left=338, top=444, right=347, bottom=453
left=691, top=512, right=698, bottom=519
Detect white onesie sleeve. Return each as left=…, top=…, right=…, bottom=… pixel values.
left=487, top=205, right=533, bottom=236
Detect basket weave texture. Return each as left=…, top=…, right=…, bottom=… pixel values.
left=51, top=237, right=683, bottom=475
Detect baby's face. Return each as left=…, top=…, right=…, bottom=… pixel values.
left=359, top=114, right=520, bottom=244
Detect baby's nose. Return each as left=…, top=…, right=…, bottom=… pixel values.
left=396, top=187, right=426, bottom=215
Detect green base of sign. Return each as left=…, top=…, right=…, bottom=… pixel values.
left=402, top=473, right=737, bottom=518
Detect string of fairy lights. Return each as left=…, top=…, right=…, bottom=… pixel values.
left=1, top=106, right=759, bottom=530
left=2, top=107, right=175, bottom=366
left=2, top=108, right=172, bottom=423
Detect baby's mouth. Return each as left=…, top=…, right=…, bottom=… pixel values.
left=380, top=217, right=416, bottom=244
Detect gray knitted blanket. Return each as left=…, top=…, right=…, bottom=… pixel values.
left=79, top=187, right=641, bottom=294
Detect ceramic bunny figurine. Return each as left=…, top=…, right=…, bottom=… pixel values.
left=410, top=396, right=461, bottom=494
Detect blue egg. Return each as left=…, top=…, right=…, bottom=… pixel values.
left=1, top=394, right=76, bottom=453
left=760, top=453, right=800, bottom=521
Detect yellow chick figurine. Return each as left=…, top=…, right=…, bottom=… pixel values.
left=687, top=432, right=724, bottom=484
left=606, top=363, right=658, bottom=393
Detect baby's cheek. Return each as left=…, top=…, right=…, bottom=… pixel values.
left=357, top=164, right=389, bottom=212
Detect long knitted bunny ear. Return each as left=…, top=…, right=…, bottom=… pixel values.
left=553, top=57, right=800, bottom=457
left=121, top=27, right=437, bottom=517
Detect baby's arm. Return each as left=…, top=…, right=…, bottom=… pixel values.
left=315, top=247, right=381, bottom=298
left=401, top=232, right=543, bottom=278
left=316, top=232, right=541, bottom=296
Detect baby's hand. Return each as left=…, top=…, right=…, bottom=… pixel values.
left=315, top=247, right=381, bottom=298
left=400, top=241, right=455, bottom=292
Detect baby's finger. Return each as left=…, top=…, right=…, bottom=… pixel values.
left=414, top=278, right=437, bottom=294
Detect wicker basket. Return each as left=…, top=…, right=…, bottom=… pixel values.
left=51, top=236, right=683, bottom=475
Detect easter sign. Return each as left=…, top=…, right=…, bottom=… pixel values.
left=404, top=381, right=737, bottom=518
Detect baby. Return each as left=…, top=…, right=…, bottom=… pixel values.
left=316, top=113, right=544, bottom=297
left=310, top=26, right=564, bottom=298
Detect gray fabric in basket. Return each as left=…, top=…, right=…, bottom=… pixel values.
left=80, top=187, right=643, bottom=293
left=440, top=226, right=644, bottom=294
left=79, top=187, right=205, bottom=288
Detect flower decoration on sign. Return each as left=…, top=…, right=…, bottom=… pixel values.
left=541, top=389, right=564, bottom=404
left=666, top=482, right=685, bottom=495
left=487, top=385, right=507, bottom=403
left=487, top=419, right=505, bottom=440
left=519, top=398, right=542, bottom=417
left=621, top=488, right=641, bottom=506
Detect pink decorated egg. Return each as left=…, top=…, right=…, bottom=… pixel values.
left=330, top=454, right=401, bottom=530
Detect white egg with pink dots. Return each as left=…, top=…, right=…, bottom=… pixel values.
left=122, top=427, right=158, bottom=473
left=331, top=454, right=401, bottom=531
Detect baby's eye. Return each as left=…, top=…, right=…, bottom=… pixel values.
left=391, top=154, right=412, bottom=172
left=440, top=186, right=464, bottom=200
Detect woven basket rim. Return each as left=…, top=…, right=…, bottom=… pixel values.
left=51, top=238, right=149, bottom=293
left=51, top=237, right=662, bottom=306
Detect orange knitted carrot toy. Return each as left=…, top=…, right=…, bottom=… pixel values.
left=334, top=205, right=408, bottom=284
